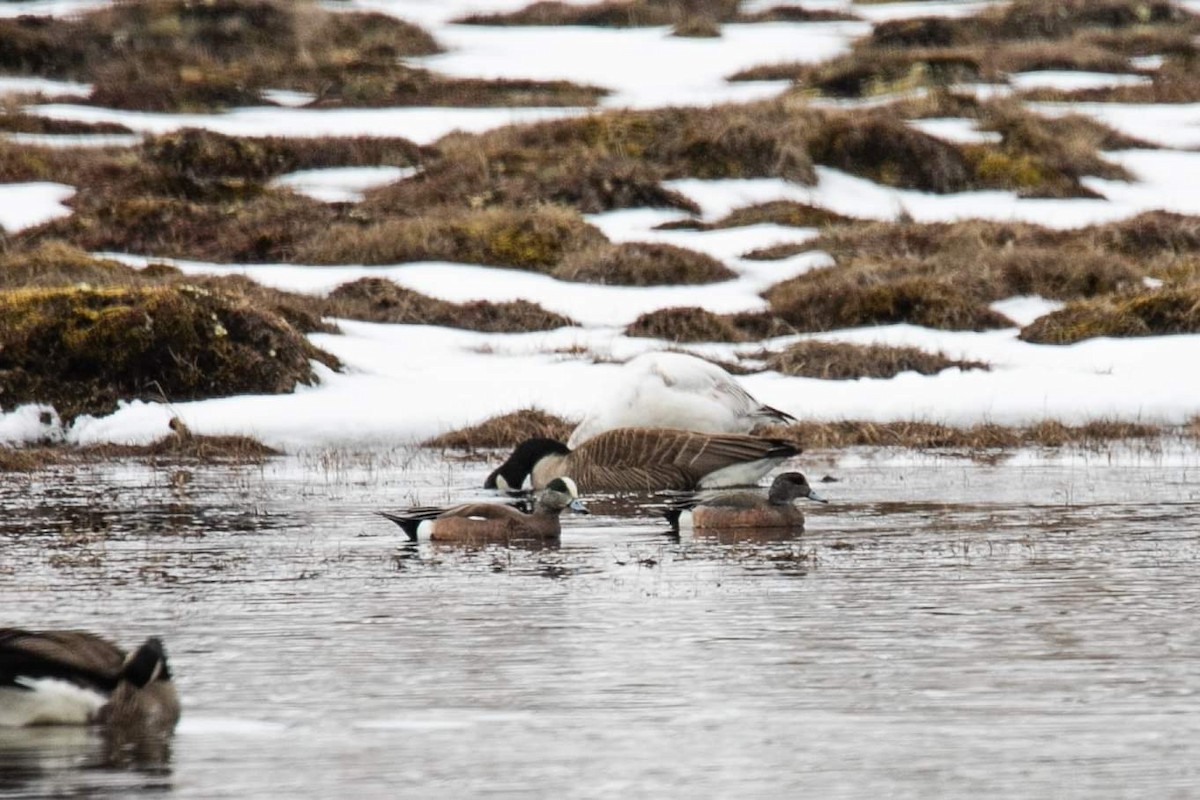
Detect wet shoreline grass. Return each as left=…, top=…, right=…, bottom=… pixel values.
left=9, top=416, right=1198, bottom=472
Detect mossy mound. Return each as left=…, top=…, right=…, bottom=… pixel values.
left=711, top=201, right=856, bottom=230
left=765, top=340, right=988, bottom=379
left=765, top=273, right=1014, bottom=332
left=0, top=242, right=152, bottom=289
left=625, top=307, right=748, bottom=343
left=0, top=285, right=338, bottom=419
left=554, top=243, right=735, bottom=285
left=1019, top=287, right=1200, bottom=344
left=0, top=0, right=603, bottom=111
left=367, top=104, right=817, bottom=216
left=296, top=206, right=606, bottom=270
left=423, top=408, right=575, bottom=450
left=326, top=278, right=575, bottom=333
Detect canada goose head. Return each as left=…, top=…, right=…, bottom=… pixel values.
left=768, top=472, right=828, bottom=505
left=120, top=637, right=172, bottom=688
left=485, top=438, right=570, bottom=491
left=536, top=477, right=588, bottom=515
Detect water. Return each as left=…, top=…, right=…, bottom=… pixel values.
left=2, top=448, right=1200, bottom=798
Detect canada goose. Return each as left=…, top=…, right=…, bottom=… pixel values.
left=380, top=476, right=587, bottom=543
left=486, top=428, right=800, bottom=493
left=567, top=352, right=795, bottom=448
left=0, top=630, right=180, bottom=730
left=666, top=472, right=828, bottom=531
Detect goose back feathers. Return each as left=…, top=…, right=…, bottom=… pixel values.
left=487, top=428, right=800, bottom=493
left=0, top=629, right=180, bottom=729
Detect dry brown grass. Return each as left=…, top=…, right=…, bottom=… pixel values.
left=741, top=243, right=814, bottom=261
left=764, top=340, right=989, bottom=379
left=743, top=0, right=1200, bottom=101
left=325, top=277, right=575, bottom=333
left=752, top=212, right=1200, bottom=333
left=625, top=307, right=749, bottom=343
left=1020, top=286, right=1200, bottom=344
left=295, top=205, right=606, bottom=270
left=423, top=408, right=575, bottom=450
left=554, top=242, right=735, bottom=285
left=762, top=417, right=1171, bottom=451
left=0, top=0, right=603, bottom=111
left=453, top=0, right=853, bottom=27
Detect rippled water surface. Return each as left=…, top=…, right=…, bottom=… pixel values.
left=3, top=449, right=1200, bottom=798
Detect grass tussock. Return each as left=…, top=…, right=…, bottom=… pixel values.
left=553, top=242, right=735, bottom=285
left=764, top=340, right=989, bottom=379
left=295, top=206, right=606, bottom=269
left=454, top=0, right=853, bottom=27
left=767, top=417, right=1171, bottom=451
left=755, top=212, right=1200, bottom=333
left=366, top=104, right=818, bottom=215
left=1019, top=286, right=1200, bottom=344
left=0, top=284, right=338, bottom=420
left=626, top=306, right=749, bottom=343
left=742, top=0, right=1200, bottom=102
left=423, top=408, right=575, bottom=450
left=325, top=278, right=575, bottom=332
left=0, top=0, right=603, bottom=111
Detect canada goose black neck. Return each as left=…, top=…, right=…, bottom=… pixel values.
left=122, top=637, right=170, bottom=687
left=485, top=438, right=570, bottom=490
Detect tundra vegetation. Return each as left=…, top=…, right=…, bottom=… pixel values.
left=2, top=0, right=1200, bottom=455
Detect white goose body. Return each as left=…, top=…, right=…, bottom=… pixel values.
left=0, top=678, right=107, bottom=727
left=568, top=353, right=794, bottom=449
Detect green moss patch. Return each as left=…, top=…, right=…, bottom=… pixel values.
left=0, top=284, right=338, bottom=419
left=325, top=277, right=575, bottom=333
left=1019, top=286, right=1200, bottom=344
left=764, top=340, right=988, bottom=379
left=625, top=306, right=748, bottom=343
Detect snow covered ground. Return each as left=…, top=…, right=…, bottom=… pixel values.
left=3, top=0, right=1199, bottom=449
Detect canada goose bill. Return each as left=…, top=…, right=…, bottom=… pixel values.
left=567, top=352, right=796, bottom=448
left=486, top=428, right=800, bottom=493
left=0, top=629, right=180, bottom=730
left=380, top=476, right=587, bottom=544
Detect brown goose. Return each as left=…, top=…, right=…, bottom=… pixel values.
left=380, top=476, right=587, bottom=543
left=485, top=428, right=800, bottom=493
left=665, top=472, right=828, bottom=531
left=0, top=629, right=180, bottom=730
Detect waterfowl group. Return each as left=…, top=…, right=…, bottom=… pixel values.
left=0, top=629, right=180, bottom=730
left=380, top=476, right=587, bottom=543
left=567, top=352, right=795, bottom=448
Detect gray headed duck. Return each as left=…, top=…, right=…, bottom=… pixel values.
left=567, top=352, right=795, bottom=449
left=380, top=477, right=587, bottom=543
left=486, top=428, right=800, bottom=493
left=0, top=629, right=180, bottom=730
left=665, top=472, right=828, bottom=531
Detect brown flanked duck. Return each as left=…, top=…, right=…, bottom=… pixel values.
left=665, top=472, right=828, bottom=532
left=0, top=630, right=180, bottom=730
left=485, top=428, right=800, bottom=493
left=380, top=476, right=587, bottom=544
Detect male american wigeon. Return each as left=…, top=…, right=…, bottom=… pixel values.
left=665, top=472, right=828, bottom=531
left=380, top=477, right=587, bottom=543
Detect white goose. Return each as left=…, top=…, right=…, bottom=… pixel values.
left=567, top=352, right=795, bottom=449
